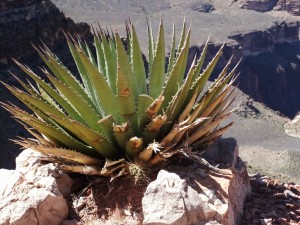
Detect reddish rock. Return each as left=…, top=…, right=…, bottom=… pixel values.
left=285, top=113, right=300, bottom=138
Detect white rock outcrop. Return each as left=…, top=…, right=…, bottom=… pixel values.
left=142, top=170, right=218, bottom=225
left=0, top=149, right=72, bottom=225
left=142, top=139, right=251, bottom=225
left=284, top=113, right=300, bottom=138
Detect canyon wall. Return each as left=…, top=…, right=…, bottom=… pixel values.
left=188, top=20, right=300, bottom=119
left=0, top=0, right=90, bottom=73
left=190, top=0, right=300, bottom=118
left=240, top=0, right=300, bottom=15
left=0, top=0, right=91, bottom=169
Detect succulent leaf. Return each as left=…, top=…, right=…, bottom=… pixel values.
left=48, top=114, right=119, bottom=158
left=77, top=50, right=119, bottom=120
left=143, top=114, right=167, bottom=145
left=45, top=73, right=102, bottom=132
left=166, top=24, right=176, bottom=77
left=100, top=32, right=117, bottom=93
left=113, top=122, right=134, bottom=153
left=130, top=24, right=147, bottom=96
left=192, top=37, right=210, bottom=81
left=146, top=17, right=155, bottom=72
left=162, top=28, right=191, bottom=110
left=139, top=95, right=164, bottom=132
left=137, top=94, right=153, bottom=129
left=148, top=19, right=165, bottom=99
left=94, top=35, right=107, bottom=77
left=12, top=61, right=85, bottom=123
left=126, top=137, right=143, bottom=157
left=177, top=19, right=186, bottom=55
left=190, top=44, right=225, bottom=99
left=117, top=66, right=138, bottom=132
left=115, top=32, right=138, bottom=103
left=67, top=39, right=98, bottom=105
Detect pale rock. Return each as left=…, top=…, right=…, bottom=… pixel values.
left=0, top=149, right=72, bottom=225
left=260, top=218, right=272, bottom=225
left=15, top=148, right=43, bottom=170
left=284, top=113, right=300, bottom=138
left=142, top=147, right=251, bottom=225
left=199, top=193, right=210, bottom=202
left=16, top=149, right=74, bottom=196
left=142, top=170, right=219, bottom=225
left=203, top=189, right=219, bottom=204
left=214, top=199, right=224, bottom=206
left=73, top=196, right=87, bottom=211
left=214, top=205, right=226, bottom=222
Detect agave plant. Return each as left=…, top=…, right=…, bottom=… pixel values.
left=1, top=19, right=238, bottom=179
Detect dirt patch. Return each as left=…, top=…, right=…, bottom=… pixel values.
left=67, top=171, right=158, bottom=224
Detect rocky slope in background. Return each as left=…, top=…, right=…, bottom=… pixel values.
left=0, top=0, right=91, bottom=169
left=240, top=0, right=300, bottom=15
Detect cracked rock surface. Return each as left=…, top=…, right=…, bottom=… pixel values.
left=0, top=149, right=72, bottom=225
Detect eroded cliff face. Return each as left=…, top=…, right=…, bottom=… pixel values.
left=0, top=0, right=91, bottom=169
left=189, top=20, right=300, bottom=119
left=229, top=21, right=300, bottom=119
left=239, top=0, right=300, bottom=16
left=0, top=0, right=90, bottom=71
left=275, top=0, right=300, bottom=16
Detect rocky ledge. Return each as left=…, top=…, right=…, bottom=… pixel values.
left=0, top=149, right=73, bottom=225
left=0, top=138, right=251, bottom=225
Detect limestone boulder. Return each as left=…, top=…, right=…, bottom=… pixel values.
left=142, top=170, right=217, bottom=225
left=0, top=149, right=72, bottom=225
left=142, top=139, right=251, bottom=225
left=284, top=113, right=300, bottom=138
